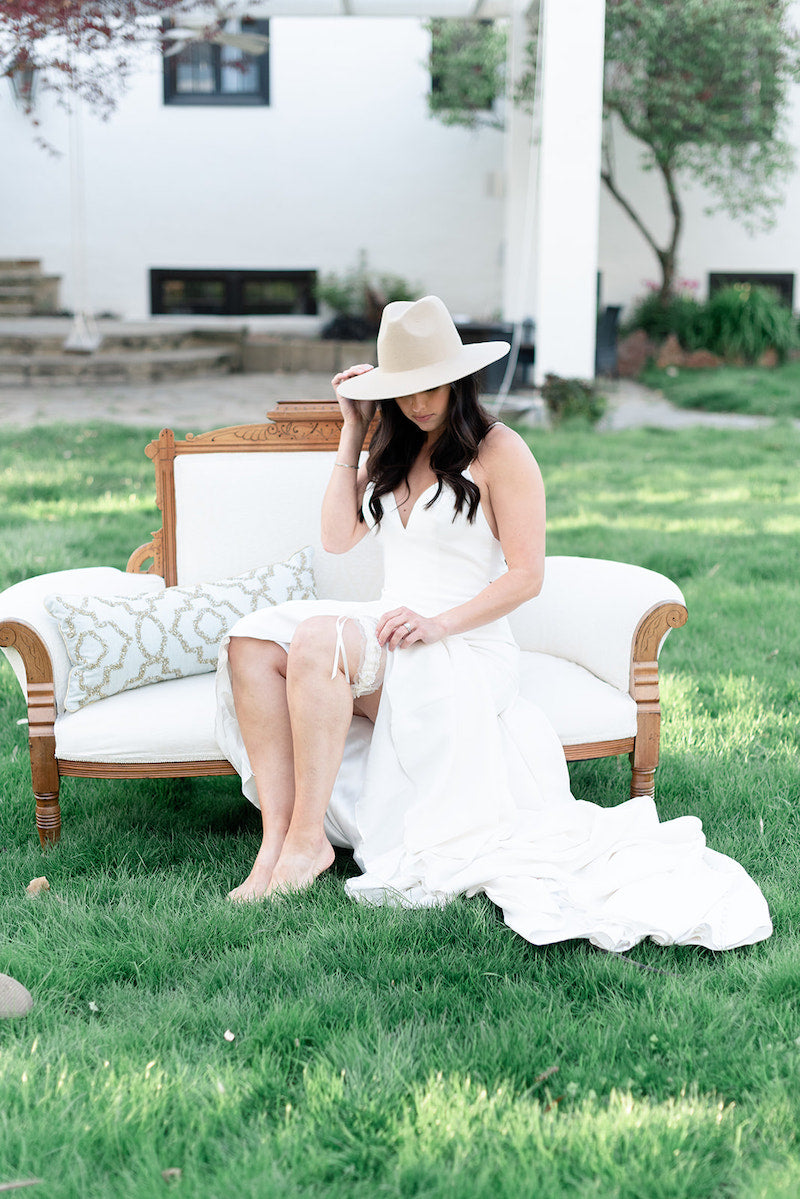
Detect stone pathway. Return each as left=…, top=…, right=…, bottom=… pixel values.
left=0, top=372, right=336, bottom=431
left=596, top=378, right=793, bottom=432
left=0, top=371, right=791, bottom=432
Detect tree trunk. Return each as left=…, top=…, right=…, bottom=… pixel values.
left=654, top=158, right=682, bottom=302
left=601, top=143, right=683, bottom=302
left=655, top=249, right=675, bottom=302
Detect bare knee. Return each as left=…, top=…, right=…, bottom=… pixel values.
left=288, top=617, right=337, bottom=676
left=229, top=637, right=287, bottom=685
left=289, top=617, right=384, bottom=702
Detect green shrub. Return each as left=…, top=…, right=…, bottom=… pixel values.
left=427, top=18, right=507, bottom=129
left=702, top=284, right=797, bottom=364
left=316, top=253, right=418, bottom=317
left=624, top=283, right=798, bottom=365
left=316, top=271, right=363, bottom=318
left=542, top=374, right=607, bottom=426
left=376, top=273, right=418, bottom=305
left=622, top=291, right=707, bottom=349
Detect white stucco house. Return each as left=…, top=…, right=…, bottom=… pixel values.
left=3, top=0, right=800, bottom=381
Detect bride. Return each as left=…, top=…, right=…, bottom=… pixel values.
left=215, top=295, right=771, bottom=953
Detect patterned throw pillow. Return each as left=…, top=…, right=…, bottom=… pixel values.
left=45, top=548, right=315, bottom=711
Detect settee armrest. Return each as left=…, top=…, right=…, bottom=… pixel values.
left=0, top=617, right=55, bottom=705
left=0, top=567, right=165, bottom=713
left=0, top=613, right=59, bottom=770
left=507, top=556, right=687, bottom=694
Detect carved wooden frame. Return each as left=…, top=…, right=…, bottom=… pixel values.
left=1, top=399, right=687, bottom=847
left=0, top=619, right=62, bottom=846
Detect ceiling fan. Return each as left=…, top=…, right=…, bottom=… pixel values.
left=162, top=3, right=270, bottom=58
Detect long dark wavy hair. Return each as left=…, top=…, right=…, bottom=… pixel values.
left=363, top=372, right=494, bottom=527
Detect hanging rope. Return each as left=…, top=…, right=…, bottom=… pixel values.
left=488, top=0, right=545, bottom=412
left=65, top=58, right=101, bottom=353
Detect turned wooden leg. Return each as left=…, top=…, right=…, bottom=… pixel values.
left=629, top=601, right=688, bottom=803
left=630, top=654, right=660, bottom=800
left=0, top=621, right=63, bottom=847
left=629, top=676, right=659, bottom=800
left=28, top=680, right=62, bottom=848
left=35, top=790, right=62, bottom=847
left=629, top=689, right=660, bottom=800
left=629, top=697, right=660, bottom=800
left=629, top=758, right=656, bottom=799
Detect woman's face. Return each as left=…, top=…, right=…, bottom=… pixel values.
left=395, top=384, right=451, bottom=437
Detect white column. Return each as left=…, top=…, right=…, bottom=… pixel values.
left=532, top=0, right=605, bottom=382
left=501, top=0, right=537, bottom=324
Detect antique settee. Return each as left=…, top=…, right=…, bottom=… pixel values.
left=0, top=401, right=687, bottom=848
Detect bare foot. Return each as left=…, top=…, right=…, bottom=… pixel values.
left=227, top=839, right=285, bottom=903
left=265, top=838, right=335, bottom=897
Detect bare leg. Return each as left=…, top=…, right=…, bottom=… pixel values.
left=266, top=616, right=383, bottom=896
left=227, top=637, right=294, bottom=902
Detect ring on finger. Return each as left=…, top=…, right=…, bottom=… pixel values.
left=403, top=622, right=412, bottom=632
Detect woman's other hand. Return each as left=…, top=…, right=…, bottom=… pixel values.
left=332, top=365, right=377, bottom=429
left=377, top=607, right=446, bottom=651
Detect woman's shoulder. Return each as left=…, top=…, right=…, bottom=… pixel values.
left=470, top=423, right=543, bottom=499
left=476, top=422, right=539, bottom=475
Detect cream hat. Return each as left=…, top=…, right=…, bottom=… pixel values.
left=337, top=295, right=510, bottom=401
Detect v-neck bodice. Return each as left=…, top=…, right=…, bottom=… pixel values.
left=392, top=480, right=438, bottom=531
left=364, top=469, right=507, bottom=619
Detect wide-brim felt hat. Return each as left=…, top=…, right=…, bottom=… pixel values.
left=337, top=295, right=510, bottom=402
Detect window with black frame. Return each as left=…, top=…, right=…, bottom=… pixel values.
left=708, top=272, right=794, bottom=308
left=163, top=18, right=269, bottom=106
left=150, top=270, right=318, bottom=317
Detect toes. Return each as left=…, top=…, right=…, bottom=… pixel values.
left=227, top=878, right=270, bottom=903
left=265, top=844, right=335, bottom=896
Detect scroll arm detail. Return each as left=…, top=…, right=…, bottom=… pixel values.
left=632, top=601, right=688, bottom=666
left=0, top=620, right=55, bottom=686
left=126, top=528, right=164, bottom=575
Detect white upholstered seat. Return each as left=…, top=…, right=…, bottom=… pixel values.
left=0, top=423, right=687, bottom=847
left=51, top=651, right=636, bottom=765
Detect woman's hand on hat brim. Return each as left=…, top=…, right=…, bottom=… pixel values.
left=332, top=365, right=377, bottom=428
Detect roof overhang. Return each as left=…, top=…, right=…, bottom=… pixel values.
left=232, top=2, right=518, bottom=18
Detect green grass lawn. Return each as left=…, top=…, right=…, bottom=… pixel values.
left=1, top=422, right=799, bottom=1197
left=640, top=359, right=800, bottom=419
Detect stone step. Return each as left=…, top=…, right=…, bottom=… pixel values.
left=0, top=271, right=46, bottom=286
left=243, top=335, right=376, bottom=374
left=0, top=285, right=42, bottom=299
left=0, top=303, right=35, bottom=316
left=0, top=259, right=41, bottom=273
left=0, top=346, right=242, bottom=386
left=0, top=275, right=62, bottom=316
left=0, top=326, right=245, bottom=354
left=0, top=275, right=60, bottom=291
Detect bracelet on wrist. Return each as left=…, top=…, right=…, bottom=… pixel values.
left=334, top=461, right=358, bottom=470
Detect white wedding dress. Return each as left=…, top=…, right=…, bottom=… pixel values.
left=215, top=471, right=772, bottom=953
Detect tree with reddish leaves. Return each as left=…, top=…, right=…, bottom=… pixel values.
left=1, top=1, right=201, bottom=120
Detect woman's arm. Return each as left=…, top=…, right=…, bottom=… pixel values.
left=320, top=365, right=376, bottom=554
left=378, top=425, right=546, bottom=648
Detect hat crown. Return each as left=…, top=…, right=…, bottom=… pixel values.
left=377, top=295, right=463, bottom=377
left=335, top=293, right=509, bottom=401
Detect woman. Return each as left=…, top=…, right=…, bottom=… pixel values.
left=216, top=296, right=771, bottom=952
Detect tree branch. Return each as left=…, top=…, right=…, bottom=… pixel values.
left=600, top=163, right=663, bottom=265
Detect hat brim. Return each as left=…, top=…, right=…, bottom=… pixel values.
left=337, top=340, right=511, bottom=401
